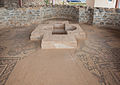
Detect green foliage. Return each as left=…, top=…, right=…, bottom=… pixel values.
left=44, top=0, right=49, bottom=5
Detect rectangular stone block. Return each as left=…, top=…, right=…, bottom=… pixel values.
left=42, top=35, right=77, bottom=49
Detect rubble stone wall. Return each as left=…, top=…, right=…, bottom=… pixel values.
left=93, top=7, right=120, bottom=27
left=79, top=7, right=93, bottom=24
left=22, top=0, right=44, bottom=7
left=0, top=5, right=120, bottom=28
left=4, top=0, right=19, bottom=8
left=0, top=5, right=90, bottom=27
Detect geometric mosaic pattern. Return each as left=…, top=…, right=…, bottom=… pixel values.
left=76, top=25, right=120, bottom=85
left=0, top=25, right=39, bottom=85
left=0, top=57, right=19, bottom=85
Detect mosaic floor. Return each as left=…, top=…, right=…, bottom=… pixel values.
left=0, top=21, right=120, bottom=85
left=76, top=24, right=120, bottom=85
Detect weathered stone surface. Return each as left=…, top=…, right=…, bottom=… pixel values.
left=0, top=5, right=93, bottom=28
left=30, top=21, right=86, bottom=49
left=93, top=7, right=120, bottom=27
left=42, top=35, right=77, bottom=49
left=0, top=5, right=119, bottom=28
left=0, top=23, right=120, bottom=85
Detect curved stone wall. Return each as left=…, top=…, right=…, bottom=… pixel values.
left=0, top=5, right=92, bottom=27
left=93, top=7, right=120, bottom=27
left=2, top=5, right=120, bottom=28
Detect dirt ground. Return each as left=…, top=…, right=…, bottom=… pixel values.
left=0, top=20, right=120, bottom=85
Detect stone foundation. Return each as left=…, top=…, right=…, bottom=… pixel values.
left=30, top=20, right=86, bottom=49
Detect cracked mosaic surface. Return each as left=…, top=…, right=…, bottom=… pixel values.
left=0, top=57, right=19, bottom=85
left=0, top=23, right=120, bottom=85
left=75, top=24, right=120, bottom=85
left=0, top=25, right=40, bottom=85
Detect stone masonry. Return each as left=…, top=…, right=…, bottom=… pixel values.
left=30, top=20, right=86, bottom=49
left=4, top=0, right=19, bottom=8
left=0, top=5, right=120, bottom=29
left=93, top=7, right=120, bottom=27
left=0, top=5, right=90, bottom=27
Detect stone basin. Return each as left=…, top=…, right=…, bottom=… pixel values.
left=30, top=21, right=86, bottom=49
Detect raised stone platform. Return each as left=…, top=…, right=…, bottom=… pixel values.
left=42, top=35, right=77, bottom=49
left=30, top=21, right=86, bottom=49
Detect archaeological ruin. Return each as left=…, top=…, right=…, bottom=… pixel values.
left=0, top=0, right=120, bottom=85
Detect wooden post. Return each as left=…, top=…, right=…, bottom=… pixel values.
left=19, top=0, right=22, bottom=7
left=115, top=0, right=119, bottom=8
